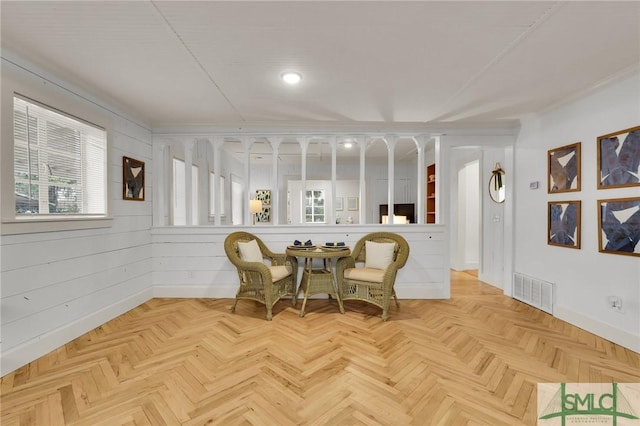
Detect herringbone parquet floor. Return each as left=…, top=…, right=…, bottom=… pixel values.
left=2, top=271, right=639, bottom=425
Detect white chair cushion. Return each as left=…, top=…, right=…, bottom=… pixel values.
left=269, top=265, right=293, bottom=282
left=344, top=267, right=385, bottom=283
left=238, top=239, right=263, bottom=262
left=365, top=241, right=396, bottom=270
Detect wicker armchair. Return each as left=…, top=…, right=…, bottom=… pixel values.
left=336, top=232, right=410, bottom=321
left=224, top=231, right=298, bottom=320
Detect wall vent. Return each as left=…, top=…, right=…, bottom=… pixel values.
left=513, top=272, right=554, bottom=314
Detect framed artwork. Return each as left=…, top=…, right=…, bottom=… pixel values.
left=256, top=189, right=271, bottom=206
left=548, top=201, right=581, bottom=249
left=335, top=197, right=343, bottom=211
left=347, top=197, right=359, bottom=211
left=597, top=125, right=640, bottom=189
left=123, top=156, right=145, bottom=201
left=597, top=197, right=640, bottom=257
left=548, top=142, right=581, bottom=193
left=256, top=207, right=271, bottom=223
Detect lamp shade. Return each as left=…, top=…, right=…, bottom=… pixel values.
left=249, top=199, right=263, bottom=214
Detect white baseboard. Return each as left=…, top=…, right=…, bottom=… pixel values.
left=1, top=288, right=153, bottom=376
left=554, top=305, right=640, bottom=353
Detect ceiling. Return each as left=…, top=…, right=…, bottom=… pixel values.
left=1, top=1, right=639, bottom=131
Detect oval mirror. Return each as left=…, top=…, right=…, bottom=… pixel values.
left=489, top=163, right=505, bottom=203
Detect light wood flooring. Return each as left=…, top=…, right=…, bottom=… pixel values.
left=2, top=271, right=639, bottom=425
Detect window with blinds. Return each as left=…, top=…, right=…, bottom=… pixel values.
left=13, top=96, right=107, bottom=217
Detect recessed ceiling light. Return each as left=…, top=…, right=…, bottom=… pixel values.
left=281, top=72, right=302, bottom=85
left=344, top=142, right=353, bottom=149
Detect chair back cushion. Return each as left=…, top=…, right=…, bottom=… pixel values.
left=269, top=265, right=293, bottom=282
left=365, top=241, right=396, bottom=270
left=237, top=239, right=263, bottom=262
left=344, top=267, right=385, bottom=283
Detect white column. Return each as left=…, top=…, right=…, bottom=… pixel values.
left=386, top=134, right=397, bottom=223
left=300, top=137, right=309, bottom=224
left=434, top=135, right=443, bottom=225
left=183, top=138, right=194, bottom=226
left=152, top=140, right=166, bottom=226
left=358, top=136, right=366, bottom=225
left=415, top=135, right=428, bottom=224
left=330, top=136, right=337, bottom=225
left=243, top=137, right=252, bottom=226
left=212, top=137, right=222, bottom=226
left=269, top=137, right=282, bottom=225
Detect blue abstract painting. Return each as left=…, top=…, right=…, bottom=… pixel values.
left=599, top=198, right=640, bottom=257
left=598, top=126, right=640, bottom=188
left=548, top=201, right=581, bottom=249
left=548, top=142, right=580, bottom=193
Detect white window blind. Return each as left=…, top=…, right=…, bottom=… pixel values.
left=13, top=96, right=107, bottom=216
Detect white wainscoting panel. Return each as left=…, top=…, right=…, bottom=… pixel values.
left=152, top=225, right=450, bottom=300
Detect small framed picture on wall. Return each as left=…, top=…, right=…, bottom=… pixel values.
left=347, top=197, right=359, bottom=211
left=123, top=156, right=145, bottom=201
left=597, top=125, right=640, bottom=189
left=548, top=200, right=581, bottom=249
left=548, top=142, right=581, bottom=193
left=597, top=197, right=640, bottom=257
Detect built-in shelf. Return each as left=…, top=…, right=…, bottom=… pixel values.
left=426, top=163, right=436, bottom=224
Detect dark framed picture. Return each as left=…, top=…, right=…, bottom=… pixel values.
left=598, top=197, right=640, bottom=257
left=123, top=156, right=145, bottom=201
left=597, top=125, right=640, bottom=189
left=548, top=142, right=581, bottom=193
left=256, top=189, right=271, bottom=206
left=548, top=201, right=581, bottom=249
left=256, top=207, right=271, bottom=223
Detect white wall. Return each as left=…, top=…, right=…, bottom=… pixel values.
left=0, top=56, right=154, bottom=375
left=514, top=72, right=640, bottom=352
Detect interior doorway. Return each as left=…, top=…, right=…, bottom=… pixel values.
left=450, top=148, right=482, bottom=276
left=457, top=159, right=480, bottom=273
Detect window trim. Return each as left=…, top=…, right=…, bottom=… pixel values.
left=1, top=65, right=114, bottom=235
left=13, top=94, right=108, bottom=218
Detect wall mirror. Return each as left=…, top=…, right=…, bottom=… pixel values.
left=489, top=163, right=506, bottom=203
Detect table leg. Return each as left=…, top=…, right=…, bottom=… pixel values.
left=330, top=272, right=345, bottom=314
left=299, top=258, right=312, bottom=317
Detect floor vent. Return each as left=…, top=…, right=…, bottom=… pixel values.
left=512, top=272, right=554, bottom=314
